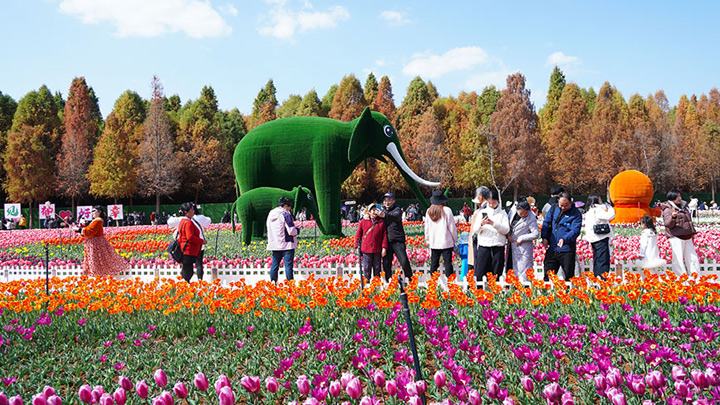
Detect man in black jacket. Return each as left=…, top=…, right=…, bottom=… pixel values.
left=378, top=193, right=413, bottom=281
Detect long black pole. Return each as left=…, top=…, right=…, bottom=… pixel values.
left=399, top=277, right=426, bottom=405
left=44, top=242, right=49, bottom=296
left=358, top=246, right=364, bottom=294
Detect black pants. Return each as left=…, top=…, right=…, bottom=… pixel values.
left=544, top=249, right=576, bottom=281
left=475, top=246, right=504, bottom=281
left=182, top=253, right=201, bottom=282
left=382, top=241, right=413, bottom=281
left=591, top=239, right=610, bottom=278
left=430, top=248, right=454, bottom=277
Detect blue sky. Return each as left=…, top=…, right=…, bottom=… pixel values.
left=1, top=0, right=718, bottom=118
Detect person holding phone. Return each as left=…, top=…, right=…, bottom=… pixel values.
left=472, top=189, right=509, bottom=282
left=377, top=192, right=414, bottom=282
left=541, top=192, right=582, bottom=281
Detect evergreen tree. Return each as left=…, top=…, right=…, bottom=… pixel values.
left=166, top=95, right=182, bottom=112
left=539, top=66, right=566, bottom=139
left=276, top=95, right=302, bottom=118
left=87, top=91, right=146, bottom=202
left=329, top=74, right=366, bottom=122
left=57, top=77, right=97, bottom=210
left=476, top=86, right=500, bottom=126
left=215, top=108, right=246, bottom=156
left=251, top=80, right=278, bottom=124
left=296, top=90, right=322, bottom=117
left=364, top=73, right=378, bottom=109
left=320, top=84, right=338, bottom=117
left=581, top=87, right=597, bottom=114
left=426, top=81, right=439, bottom=103
left=0, top=91, right=17, bottom=199
left=138, top=76, right=181, bottom=215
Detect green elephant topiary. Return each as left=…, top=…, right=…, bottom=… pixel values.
left=233, top=107, right=439, bottom=238
left=231, top=186, right=321, bottom=246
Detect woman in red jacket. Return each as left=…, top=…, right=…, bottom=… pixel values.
left=177, top=202, right=207, bottom=282
left=355, top=204, right=388, bottom=281
left=73, top=205, right=130, bottom=277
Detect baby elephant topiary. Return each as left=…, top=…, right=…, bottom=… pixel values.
left=231, top=186, right=322, bottom=246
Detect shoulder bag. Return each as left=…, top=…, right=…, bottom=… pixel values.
left=167, top=220, right=188, bottom=263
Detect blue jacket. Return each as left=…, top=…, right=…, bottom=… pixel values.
left=541, top=205, right=582, bottom=253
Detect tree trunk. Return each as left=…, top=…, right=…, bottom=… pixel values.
left=71, top=196, right=76, bottom=217
left=713, top=180, right=716, bottom=203
left=28, top=201, right=33, bottom=229
left=513, top=185, right=519, bottom=203
left=156, top=193, right=161, bottom=220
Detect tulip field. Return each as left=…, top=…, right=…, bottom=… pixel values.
left=2, top=221, right=720, bottom=404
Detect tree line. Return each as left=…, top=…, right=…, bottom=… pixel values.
left=1, top=68, right=719, bottom=226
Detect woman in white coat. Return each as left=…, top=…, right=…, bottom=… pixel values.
left=472, top=189, right=509, bottom=282
left=584, top=194, right=615, bottom=278
left=507, top=200, right=539, bottom=282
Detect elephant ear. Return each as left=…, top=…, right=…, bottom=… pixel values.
left=348, top=107, right=374, bottom=162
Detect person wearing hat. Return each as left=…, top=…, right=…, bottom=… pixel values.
left=356, top=203, right=388, bottom=281
left=267, top=196, right=300, bottom=284
left=424, top=190, right=458, bottom=277
left=541, top=191, right=582, bottom=281
left=168, top=203, right=211, bottom=281
left=467, top=186, right=491, bottom=272
left=377, top=192, right=413, bottom=281
left=472, top=188, right=510, bottom=282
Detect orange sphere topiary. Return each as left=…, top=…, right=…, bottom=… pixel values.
left=608, top=170, right=661, bottom=224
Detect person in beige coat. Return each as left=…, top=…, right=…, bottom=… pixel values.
left=424, top=190, right=458, bottom=277
left=467, top=186, right=491, bottom=273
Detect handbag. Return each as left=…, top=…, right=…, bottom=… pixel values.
left=593, top=223, right=611, bottom=235
left=167, top=220, right=188, bottom=263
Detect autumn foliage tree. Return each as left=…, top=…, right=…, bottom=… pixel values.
left=329, top=74, right=366, bottom=122
left=138, top=76, right=180, bottom=215
left=56, top=77, right=97, bottom=210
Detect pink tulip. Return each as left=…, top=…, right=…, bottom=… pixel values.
left=521, top=375, right=534, bottom=392
left=194, top=373, right=209, bottom=392
left=46, top=396, right=61, bottom=405
left=416, top=380, right=427, bottom=394
left=136, top=380, right=149, bottom=399
left=674, top=380, right=689, bottom=397
left=151, top=397, right=164, bottom=405
left=645, top=370, right=666, bottom=389
left=340, top=372, right=353, bottom=389
left=372, top=370, right=385, bottom=388
left=240, top=376, right=260, bottom=395
left=113, top=389, right=126, bottom=405
left=594, top=374, right=607, bottom=391
left=118, top=376, right=133, bottom=392
left=346, top=378, right=362, bottom=400
left=542, top=383, right=562, bottom=403
left=385, top=380, right=397, bottom=397
left=91, top=386, right=104, bottom=403
left=405, top=382, right=417, bottom=397
left=0, top=392, right=7, bottom=405
left=78, top=385, right=92, bottom=404
left=503, top=398, right=515, bottom=405
left=407, top=396, right=422, bottom=405
left=41, top=387, right=54, bottom=399
left=30, top=395, right=46, bottom=405
left=215, top=375, right=231, bottom=395
left=8, top=396, right=22, bottom=405
left=486, top=378, right=500, bottom=398
left=172, top=382, right=188, bottom=399
left=468, top=389, right=482, bottom=405
left=610, top=391, right=627, bottom=405
left=154, top=369, right=168, bottom=388
left=706, top=368, right=719, bottom=386
left=671, top=366, right=686, bottom=382
left=561, top=391, right=575, bottom=405
left=218, top=387, right=234, bottom=405
left=606, top=368, right=623, bottom=388
left=160, top=391, right=173, bottom=405
left=265, top=377, right=279, bottom=394
left=691, top=370, right=708, bottom=389
left=329, top=381, right=342, bottom=397
left=434, top=370, right=446, bottom=389
left=296, top=375, right=310, bottom=396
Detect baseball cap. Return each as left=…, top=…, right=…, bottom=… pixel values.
left=383, top=192, right=395, bottom=199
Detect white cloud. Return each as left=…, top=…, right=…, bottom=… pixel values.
left=258, top=0, right=349, bottom=41
left=378, top=10, right=410, bottom=27
left=220, top=3, right=238, bottom=16
left=402, top=46, right=492, bottom=79
left=375, top=58, right=387, bottom=67
left=58, top=0, right=232, bottom=38
left=464, top=70, right=515, bottom=91
left=546, top=51, right=580, bottom=66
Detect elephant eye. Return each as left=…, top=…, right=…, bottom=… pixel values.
left=307, top=193, right=313, bottom=200
left=383, top=125, right=394, bottom=138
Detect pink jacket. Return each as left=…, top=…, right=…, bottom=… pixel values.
left=266, top=207, right=298, bottom=251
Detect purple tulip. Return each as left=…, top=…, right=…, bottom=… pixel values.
left=78, top=385, right=92, bottom=404
left=609, top=391, right=627, bottom=405
left=296, top=375, right=310, bottom=396
left=218, top=387, right=234, bottom=405
left=434, top=370, right=446, bottom=389
left=606, top=368, right=623, bottom=388
left=136, top=380, right=149, bottom=399
left=154, top=369, right=168, bottom=388
left=674, top=380, right=689, bottom=397
left=214, top=375, right=231, bottom=395
left=521, top=375, right=534, bottom=392
left=340, top=372, right=353, bottom=389
left=46, top=396, right=61, bottom=405
left=645, top=370, right=666, bottom=390
left=118, top=376, right=133, bottom=392
left=385, top=380, right=397, bottom=397
left=542, top=383, right=563, bottom=403
left=193, top=373, right=209, bottom=392
left=240, top=376, right=260, bottom=395
left=113, top=389, right=126, bottom=405
left=0, top=392, right=7, bottom=405
left=8, top=396, right=22, bottom=405
left=160, top=391, right=173, bottom=405
left=265, top=377, right=279, bottom=394
left=172, top=382, right=188, bottom=399
left=671, top=366, right=686, bottom=382
left=91, top=386, right=104, bottom=403
left=346, top=378, right=362, bottom=400
left=691, top=370, right=709, bottom=389
left=561, top=391, right=575, bottom=405
left=486, top=378, right=500, bottom=399
left=707, top=368, right=720, bottom=386
left=407, top=396, right=422, bottom=405
left=329, top=381, right=342, bottom=397
left=41, top=387, right=54, bottom=399
left=30, top=395, right=46, bottom=405
left=372, top=370, right=385, bottom=388
left=468, top=389, right=482, bottom=405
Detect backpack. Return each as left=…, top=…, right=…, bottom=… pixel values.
left=167, top=220, right=189, bottom=263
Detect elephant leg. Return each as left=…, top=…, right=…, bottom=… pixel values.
left=314, top=181, right=343, bottom=238
left=252, top=218, right=265, bottom=239
left=240, top=211, right=253, bottom=246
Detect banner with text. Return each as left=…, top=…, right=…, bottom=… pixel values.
left=4, top=203, right=21, bottom=220
left=77, top=206, right=93, bottom=222
left=39, top=203, right=56, bottom=220
left=108, top=204, right=124, bottom=220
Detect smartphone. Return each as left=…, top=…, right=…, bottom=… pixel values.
left=482, top=212, right=488, bottom=219
left=376, top=204, right=383, bottom=211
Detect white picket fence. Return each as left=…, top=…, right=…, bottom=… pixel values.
left=3, top=259, right=720, bottom=287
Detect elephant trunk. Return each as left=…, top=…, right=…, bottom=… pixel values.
left=386, top=143, right=439, bottom=210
